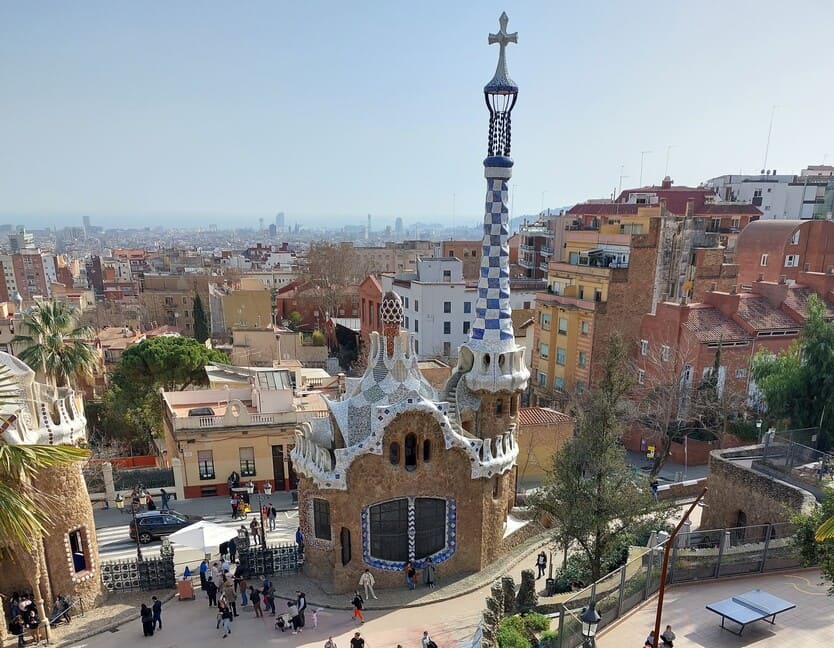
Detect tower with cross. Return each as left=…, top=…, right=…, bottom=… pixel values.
left=453, top=11, right=529, bottom=397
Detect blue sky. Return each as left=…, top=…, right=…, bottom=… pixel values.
left=2, top=2, right=834, bottom=229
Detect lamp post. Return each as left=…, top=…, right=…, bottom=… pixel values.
left=756, top=419, right=763, bottom=443
left=131, top=503, right=143, bottom=561
left=247, top=482, right=266, bottom=547
left=580, top=602, right=601, bottom=648
left=651, top=487, right=707, bottom=647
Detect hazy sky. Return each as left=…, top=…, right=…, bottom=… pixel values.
left=2, top=2, right=834, bottom=229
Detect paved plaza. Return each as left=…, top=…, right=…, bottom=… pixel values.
left=597, top=569, right=830, bottom=647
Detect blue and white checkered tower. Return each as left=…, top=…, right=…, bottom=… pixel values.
left=459, top=12, right=529, bottom=394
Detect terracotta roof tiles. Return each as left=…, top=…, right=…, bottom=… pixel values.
left=736, top=295, right=801, bottom=330
left=518, top=407, right=573, bottom=426
left=682, top=305, right=752, bottom=343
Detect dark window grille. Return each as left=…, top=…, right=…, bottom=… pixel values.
left=404, top=434, right=417, bottom=471
left=389, top=442, right=400, bottom=465
left=313, top=498, right=331, bottom=540
left=414, top=498, right=446, bottom=559
left=422, top=439, right=431, bottom=462
left=369, top=499, right=409, bottom=561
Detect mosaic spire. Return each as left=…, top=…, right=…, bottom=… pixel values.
left=470, top=11, right=518, bottom=352
left=459, top=12, right=528, bottom=394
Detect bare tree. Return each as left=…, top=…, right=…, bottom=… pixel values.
left=299, top=243, right=367, bottom=323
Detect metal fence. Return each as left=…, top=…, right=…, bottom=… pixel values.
left=100, top=547, right=176, bottom=593
left=237, top=542, right=302, bottom=578
left=754, top=438, right=833, bottom=498
left=552, top=522, right=800, bottom=648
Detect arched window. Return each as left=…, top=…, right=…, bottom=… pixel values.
left=389, top=442, right=400, bottom=465
left=404, top=434, right=417, bottom=471
left=422, top=439, right=431, bottom=462
left=368, top=497, right=449, bottom=563
left=495, top=399, right=503, bottom=415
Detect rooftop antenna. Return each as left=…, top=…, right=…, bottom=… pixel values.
left=761, top=105, right=778, bottom=172
left=639, top=150, right=652, bottom=187
left=617, top=165, right=629, bottom=196
left=665, top=145, right=677, bottom=177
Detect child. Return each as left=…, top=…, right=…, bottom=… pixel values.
left=311, top=607, right=323, bottom=628
left=275, top=614, right=287, bottom=632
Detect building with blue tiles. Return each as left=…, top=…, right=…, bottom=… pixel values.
left=291, top=13, right=530, bottom=593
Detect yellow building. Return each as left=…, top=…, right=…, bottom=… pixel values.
left=515, top=407, right=574, bottom=487
left=209, top=283, right=274, bottom=339
left=160, top=364, right=329, bottom=497
left=530, top=217, right=661, bottom=406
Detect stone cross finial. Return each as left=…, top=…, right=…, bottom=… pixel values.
left=488, top=12, right=517, bottom=60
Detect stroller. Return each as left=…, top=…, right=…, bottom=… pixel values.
left=275, top=613, right=291, bottom=632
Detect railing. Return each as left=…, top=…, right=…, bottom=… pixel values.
left=551, top=522, right=800, bottom=648
left=754, top=437, right=833, bottom=499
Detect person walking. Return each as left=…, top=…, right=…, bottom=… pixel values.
left=199, top=558, right=209, bottom=590
left=230, top=493, right=239, bottom=518
left=404, top=560, right=416, bottom=590
left=220, top=601, right=234, bottom=638
left=287, top=601, right=302, bottom=634
left=359, top=568, right=378, bottom=600
left=140, top=603, right=154, bottom=637
left=160, top=489, right=171, bottom=511
left=536, top=551, right=547, bottom=579
left=660, top=625, right=676, bottom=647
left=9, top=614, right=25, bottom=648
left=249, top=586, right=263, bottom=618
left=351, top=591, right=365, bottom=624
left=229, top=536, right=238, bottom=563
left=250, top=518, right=261, bottom=546
left=422, top=631, right=438, bottom=648
left=206, top=577, right=218, bottom=607
left=151, top=596, right=162, bottom=630
left=145, top=493, right=156, bottom=511
left=350, top=631, right=365, bottom=648
left=222, top=577, right=238, bottom=617
left=296, top=590, right=307, bottom=628
left=423, top=557, right=436, bottom=588
left=295, top=526, right=305, bottom=555
left=236, top=574, right=248, bottom=606
left=263, top=580, right=276, bottom=616
left=264, top=480, right=273, bottom=495
left=324, top=636, right=337, bottom=648
left=268, top=504, right=277, bottom=531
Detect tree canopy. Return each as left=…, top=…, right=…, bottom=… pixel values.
left=192, top=293, right=210, bottom=343
left=12, top=300, right=97, bottom=388
left=99, top=336, right=227, bottom=451
left=531, top=334, right=668, bottom=580
left=752, top=295, right=834, bottom=449
left=117, top=335, right=227, bottom=392
left=793, top=486, right=834, bottom=594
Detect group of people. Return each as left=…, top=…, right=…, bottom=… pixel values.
left=138, top=597, right=163, bottom=637
left=6, top=592, right=47, bottom=646
left=403, top=557, right=435, bottom=590
left=644, top=625, right=676, bottom=647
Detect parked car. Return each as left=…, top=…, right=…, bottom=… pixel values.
left=128, top=511, right=201, bottom=544
left=188, top=406, right=215, bottom=416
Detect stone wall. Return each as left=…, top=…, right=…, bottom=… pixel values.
left=300, top=410, right=516, bottom=593
left=700, top=445, right=816, bottom=530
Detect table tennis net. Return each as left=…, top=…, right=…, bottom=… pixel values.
left=730, top=596, right=770, bottom=617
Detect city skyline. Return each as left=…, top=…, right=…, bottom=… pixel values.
left=2, top=2, right=834, bottom=228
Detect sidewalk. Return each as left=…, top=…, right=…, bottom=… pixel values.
left=93, top=492, right=297, bottom=529
left=41, top=527, right=553, bottom=646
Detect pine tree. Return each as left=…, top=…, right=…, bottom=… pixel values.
left=193, top=293, right=209, bottom=342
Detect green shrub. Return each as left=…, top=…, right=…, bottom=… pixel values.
left=310, top=330, right=326, bottom=346
left=497, top=619, right=530, bottom=648
left=552, top=554, right=591, bottom=593
left=540, top=629, right=558, bottom=642
left=522, top=612, right=551, bottom=632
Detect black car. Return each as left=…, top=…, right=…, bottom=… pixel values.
left=128, top=510, right=201, bottom=544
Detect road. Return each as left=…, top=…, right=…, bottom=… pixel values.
left=96, top=508, right=299, bottom=568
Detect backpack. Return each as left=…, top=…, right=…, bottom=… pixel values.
left=427, top=641, right=438, bottom=648
left=353, top=596, right=363, bottom=610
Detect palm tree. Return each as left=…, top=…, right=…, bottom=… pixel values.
left=12, top=300, right=97, bottom=387
left=816, top=516, right=834, bottom=541
left=0, top=362, right=90, bottom=642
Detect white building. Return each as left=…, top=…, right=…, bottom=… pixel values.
left=705, top=166, right=834, bottom=220
left=381, top=257, right=537, bottom=361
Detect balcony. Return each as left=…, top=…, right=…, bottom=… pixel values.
left=540, top=245, right=554, bottom=257
left=520, top=244, right=537, bottom=253
left=518, top=257, right=535, bottom=269
left=539, top=261, right=549, bottom=273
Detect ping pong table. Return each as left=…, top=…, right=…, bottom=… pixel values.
left=705, top=589, right=796, bottom=636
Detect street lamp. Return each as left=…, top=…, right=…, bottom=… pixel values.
left=131, top=503, right=143, bottom=561
left=579, top=602, right=601, bottom=647
left=650, top=487, right=707, bottom=647
left=756, top=419, right=763, bottom=443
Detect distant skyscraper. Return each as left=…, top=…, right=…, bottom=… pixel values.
left=269, top=224, right=277, bottom=236
left=395, top=217, right=403, bottom=237
left=82, top=215, right=91, bottom=231
left=367, top=214, right=371, bottom=240
left=275, top=212, right=285, bottom=230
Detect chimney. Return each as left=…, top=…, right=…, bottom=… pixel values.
left=661, top=176, right=673, bottom=189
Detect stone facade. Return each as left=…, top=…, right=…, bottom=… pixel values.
left=298, top=410, right=514, bottom=592
left=700, top=446, right=816, bottom=530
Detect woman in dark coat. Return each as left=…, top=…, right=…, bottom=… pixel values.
left=140, top=603, right=154, bottom=636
